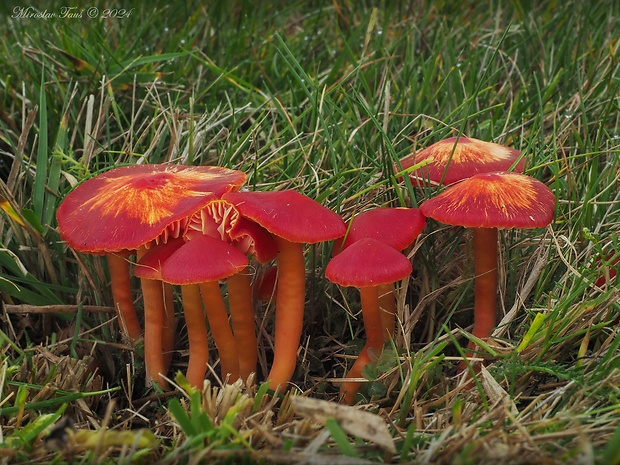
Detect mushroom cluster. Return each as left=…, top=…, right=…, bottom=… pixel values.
left=57, top=164, right=345, bottom=391
left=55, top=136, right=555, bottom=403
left=400, top=136, right=555, bottom=371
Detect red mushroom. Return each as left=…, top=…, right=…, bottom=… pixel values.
left=335, top=207, right=426, bottom=339
left=137, top=198, right=278, bottom=386
left=136, top=234, right=248, bottom=385
left=419, top=172, right=555, bottom=368
left=56, top=164, right=246, bottom=387
left=326, top=237, right=413, bottom=403
left=223, top=190, right=346, bottom=392
left=399, top=136, right=524, bottom=186
left=184, top=200, right=278, bottom=383
left=593, top=251, right=619, bottom=288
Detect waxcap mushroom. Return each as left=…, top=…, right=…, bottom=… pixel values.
left=399, top=136, right=524, bottom=186
left=178, top=198, right=280, bottom=385
left=326, top=237, right=412, bottom=404
left=326, top=237, right=413, bottom=287
left=419, top=171, right=555, bottom=229
left=337, top=207, right=426, bottom=252
left=136, top=234, right=249, bottom=385
left=57, top=164, right=246, bottom=253
left=56, top=163, right=246, bottom=386
left=222, top=189, right=346, bottom=391
left=222, top=190, right=346, bottom=243
left=419, top=171, right=554, bottom=372
left=333, top=206, right=426, bottom=356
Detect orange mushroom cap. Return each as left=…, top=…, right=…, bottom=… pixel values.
left=337, top=207, right=426, bottom=253
left=56, top=164, right=246, bottom=253
left=326, top=238, right=412, bottom=288
left=222, top=190, right=346, bottom=243
left=419, top=172, right=555, bottom=229
left=400, top=136, right=524, bottom=186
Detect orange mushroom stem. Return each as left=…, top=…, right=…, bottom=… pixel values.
left=136, top=246, right=176, bottom=388
left=226, top=269, right=257, bottom=383
left=200, top=280, right=240, bottom=382
left=107, top=252, right=142, bottom=340
left=181, top=284, right=210, bottom=387
left=223, top=190, right=346, bottom=392
left=264, top=238, right=306, bottom=390
left=471, top=228, right=499, bottom=344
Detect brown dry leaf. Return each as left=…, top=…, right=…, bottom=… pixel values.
left=291, top=395, right=396, bottom=454
left=479, top=364, right=519, bottom=416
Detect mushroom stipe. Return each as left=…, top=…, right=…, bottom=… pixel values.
left=107, top=253, right=142, bottom=340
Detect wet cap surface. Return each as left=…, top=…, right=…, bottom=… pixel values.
left=326, top=237, right=412, bottom=287
left=57, top=164, right=246, bottom=252
left=340, top=207, right=426, bottom=252
left=400, top=136, right=524, bottom=186
left=419, top=172, right=555, bottom=229
left=223, top=190, right=346, bottom=244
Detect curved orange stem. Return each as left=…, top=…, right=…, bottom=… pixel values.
left=472, top=228, right=499, bottom=341
left=137, top=246, right=174, bottom=389
left=265, top=238, right=305, bottom=392
left=107, top=253, right=142, bottom=340
left=340, top=346, right=372, bottom=405
left=340, top=286, right=383, bottom=404
left=227, top=269, right=257, bottom=383
left=200, top=281, right=240, bottom=383
left=182, top=284, right=209, bottom=388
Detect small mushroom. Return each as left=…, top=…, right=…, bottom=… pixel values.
left=223, top=190, right=346, bottom=392
left=184, top=200, right=278, bottom=383
left=335, top=207, right=426, bottom=339
left=399, top=136, right=524, bottom=186
left=326, top=237, right=412, bottom=403
left=419, top=172, right=555, bottom=367
left=56, top=164, right=246, bottom=387
left=136, top=234, right=248, bottom=386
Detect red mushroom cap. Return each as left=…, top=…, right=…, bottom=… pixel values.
left=326, top=238, right=412, bottom=288
left=419, top=172, right=555, bottom=229
left=56, top=164, right=246, bottom=253
left=229, top=217, right=278, bottom=263
left=136, top=234, right=248, bottom=285
left=185, top=200, right=278, bottom=263
left=134, top=237, right=186, bottom=280
left=253, top=265, right=278, bottom=302
left=222, top=190, right=346, bottom=244
left=337, top=207, right=426, bottom=252
left=399, top=136, right=524, bottom=186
